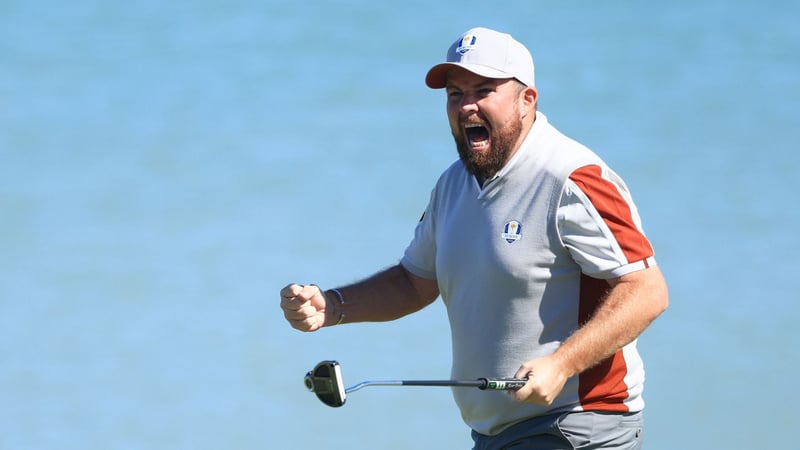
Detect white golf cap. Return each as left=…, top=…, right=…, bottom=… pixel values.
left=425, top=27, right=535, bottom=89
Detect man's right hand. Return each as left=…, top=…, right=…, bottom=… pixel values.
left=280, top=283, right=332, bottom=332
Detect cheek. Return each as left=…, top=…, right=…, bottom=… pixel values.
left=446, top=108, right=461, bottom=130
left=446, top=100, right=459, bottom=116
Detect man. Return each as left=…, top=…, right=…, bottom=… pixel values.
left=281, top=27, right=668, bottom=449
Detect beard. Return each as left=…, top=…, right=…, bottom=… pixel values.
left=453, top=115, right=524, bottom=181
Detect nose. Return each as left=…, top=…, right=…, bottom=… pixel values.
left=459, top=93, right=479, bottom=114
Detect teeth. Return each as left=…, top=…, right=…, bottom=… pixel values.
left=464, top=123, right=489, bottom=147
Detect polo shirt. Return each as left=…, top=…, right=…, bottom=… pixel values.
left=401, top=111, right=657, bottom=435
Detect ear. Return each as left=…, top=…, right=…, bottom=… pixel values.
left=519, top=86, right=538, bottom=119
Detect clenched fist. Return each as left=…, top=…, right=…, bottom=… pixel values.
left=280, top=284, right=333, bottom=332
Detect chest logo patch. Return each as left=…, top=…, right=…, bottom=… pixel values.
left=501, top=221, right=523, bottom=243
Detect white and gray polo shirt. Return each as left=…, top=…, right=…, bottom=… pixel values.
left=401, top=111, right=656, bottom=436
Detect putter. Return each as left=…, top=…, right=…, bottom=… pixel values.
left=304, top=360, right=527, bottom=407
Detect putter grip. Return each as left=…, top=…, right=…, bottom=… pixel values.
left=478, top=378, right=527, bottom=390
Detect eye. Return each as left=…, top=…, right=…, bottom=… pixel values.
left=446, top=90, right=463, bottom=101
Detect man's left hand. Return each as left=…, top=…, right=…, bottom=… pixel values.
left=510, top=355, right=569, bottom=405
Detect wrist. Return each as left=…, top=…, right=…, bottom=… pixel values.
left=326, top=288, right=346, bottom=326
left=549, top=345, right=581, bottom=379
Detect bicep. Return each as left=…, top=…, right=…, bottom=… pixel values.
left=401, top=264, right=439, bottom=306
left=606, top=266, right=669, bottom=313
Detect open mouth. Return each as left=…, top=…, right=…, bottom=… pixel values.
left=465, top=123, right=490, bottom=149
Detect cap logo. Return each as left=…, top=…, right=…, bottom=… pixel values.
left=456, top=35, right=477, bottom=55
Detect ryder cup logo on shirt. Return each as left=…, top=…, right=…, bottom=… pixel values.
left=501, top=221, right=523, bottom=243
left=456, top=35, right=477, bottom=54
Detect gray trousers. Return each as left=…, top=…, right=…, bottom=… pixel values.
left=471, top=411, right=643, bottom=450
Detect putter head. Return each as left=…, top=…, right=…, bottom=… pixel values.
left=304, top=360, right=346, bottom=407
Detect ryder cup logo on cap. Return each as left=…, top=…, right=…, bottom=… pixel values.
left=456, top=34, right=477, bottom=54
left=425, top=27, right=535, bottom=89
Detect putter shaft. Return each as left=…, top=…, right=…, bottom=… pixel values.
left=345, top=378, right=526, bottom=393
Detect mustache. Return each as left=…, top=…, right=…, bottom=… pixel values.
left=460, top=116, right=489, bottom=127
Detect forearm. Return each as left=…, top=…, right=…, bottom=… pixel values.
left=552, top=267, right=669, bottom=378
left=326, top=264, right=439, bottom=325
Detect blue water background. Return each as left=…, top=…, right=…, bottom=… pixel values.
left=2, top=1, right=798, bottom=448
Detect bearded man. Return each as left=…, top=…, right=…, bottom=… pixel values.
left=280, top=27, right=668, bottom=450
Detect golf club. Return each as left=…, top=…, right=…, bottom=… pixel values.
left=304, top=360, right=528, bottom=407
